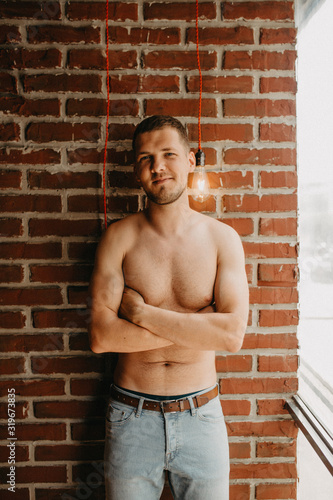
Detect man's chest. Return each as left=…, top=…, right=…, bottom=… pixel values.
left=122, top=233, right=217, bottom=311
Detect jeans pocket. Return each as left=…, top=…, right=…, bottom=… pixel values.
left=197, top=397, right=224, bottom=423
left=106, top=400, right=136, bottom=426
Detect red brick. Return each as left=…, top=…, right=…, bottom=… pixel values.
left=1, top=195, right=61, bottom=213
left=250, top=286, right=298, bottom=305
left=242, top=333, right=298, bottom=350
left=260, top=27, right=297, bottom=45
left=68, top=194, right=139, bottom=213
left=27, top=25, right=100, bottom=44
left=0, top=25, right=21, bottom=44
left=207, top=171, right=254, bottom=190
left=0, top=48, right=61, bottom=69
left=145, top=98, right=217, bottom=118
left=258, top=264, right=297, bottom=286
left=230, top=442, right=251, bottom=459
left=0, top=287, right=62, bottom=306
left=189, top=195, right=216, bottom=213
left=256, top=482, right=297, bottom=499
left=35, top=443, right=104, bottom=461
left=216, top=355, right=252, bottom=372
left=243, top=242, right=297, bottom=259
left=68, top=243, right=97, bottom=261
left=67, top=98, right=139, bottom=117
left=0, top=265, right=23, bottom=283
left=220, top=218, right=254, bottom=236
left=108, top=123, right=136, bottom=142
left=0, top=333, right=64, bottom=353
left=68, top=147, right=134, bottom=166
left=0, top=379, right=64, bottom=396
left=0, top=311, right=25, bottom=329
left=144, top=2, right=216, bottom=21
left=28, top=170, right=100, bottom=189
left=187, top=75, right=253, bottom=94
left=34, top=399, right=105, bottom=419
left=26, top=122, right=100, bottom=143
left=109, top=26, right=180, bottom=45
left=29, top=218, right=101, bottom=237
left=71, top=421, right=105, bottom=441
left=230, top=462, right=297, bottom=480
left=0, top=218, right=22, bottom=237
left=30, top=264, right=92, bottom=283
left=0, top=123, right=20, bottom=142
left=260, top=124, right=296, bottom=143
left=70, top=377, right=107, bottom=396
left=224, top=149, right=296, bottom=166
left=257, top=440, right=296, bottom=458
left=230, top=484, right=251, bottom=500
left=1, top=489, right=29, bottom=500
left=257, top=399, right=289, bottom=416
left=0, top=72, right=17, bottom=92
left=0, top=148, right=60, bottom=165
left=258, top=355, right=298, bottom=373
left=0, top=445, right=29, bottom=462
left=224, top=50, right=296, bottom=71
left=68, top=49, right=137, bottom=70
left=68, top=333, right=91, bottom=352
left=259, top=217, right=297, bottom=236
left=187, top=26, right=254, bottom=45
left=0, top=242, right=62, bottom=259
left=0, top=423, right=66, bottom=441
left=66, top=1, right=138, bottom=21
left=221, top=399, right=251, bottom=416
left=0, top=2, right=61, bottom=20
left=188, top=123, right=253, bottom=142
left=22, top=74, right=102, bottom=93
left=4, top=465, right=67, bottom=484
left=224, top=99, right=295, bottom=118
left=220, top=377, right=298, bottom=394
left=260, top=170, right=297, bottom=190
left=226, top=420, right=297, bottom=438
left=260, top=77, right=297, bottom=93
left=0, top=96, right=60, bottom=116
left=32, top=309, right=89, bottom=329
left=223, top=2, right=294, bottom=21
left=223, top=194, right=297, bottom=213
left=0, top=357, right=26, bottom=375
left=259, top=309, right=299, bottom=327
left=144, top=50, right=217, bottom=70
left=108, top=170, right=140, bottom=190
left=110, top=74, right=180, bottom=94
left=0, top=169, right=22, bottom=188
left=31, top=355, right=104, bottom=374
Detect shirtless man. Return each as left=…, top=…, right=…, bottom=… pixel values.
left=89, top=115, right=249, bottom=500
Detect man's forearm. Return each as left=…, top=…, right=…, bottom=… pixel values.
left=136, top=304, right=246, bottom=352
left=89, top=308, right=173, bottom=353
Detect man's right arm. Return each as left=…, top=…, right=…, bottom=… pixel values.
left=89, top=222, right=173, bottom=353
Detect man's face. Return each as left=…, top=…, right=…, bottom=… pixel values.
left=134, top=127, right=195, bottom=205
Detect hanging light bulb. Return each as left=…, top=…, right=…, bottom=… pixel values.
left=191, top=149, right=210, bottom=202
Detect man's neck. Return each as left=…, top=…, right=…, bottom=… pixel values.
left=144, top=193, right=193, bottom=237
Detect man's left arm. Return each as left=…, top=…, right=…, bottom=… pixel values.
left=120, top=226, right=249, bottom=352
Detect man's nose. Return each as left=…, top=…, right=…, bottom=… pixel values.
left=151, top=157, right=165, bottom=173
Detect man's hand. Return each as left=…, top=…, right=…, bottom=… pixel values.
left=119, top=287, right=145, bottom=325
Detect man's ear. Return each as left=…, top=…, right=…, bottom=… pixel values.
left=188, top=151, right=196, bottom=172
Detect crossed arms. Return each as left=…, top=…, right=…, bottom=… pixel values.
left=89, top=222, right=249, bottom=354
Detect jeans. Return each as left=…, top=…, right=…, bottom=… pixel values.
left=104, top=384, right=230, bottom=499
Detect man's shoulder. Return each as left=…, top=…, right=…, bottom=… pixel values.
left=97, top=213, right=144, bottom=255
left=197, top=212, right=241, bottom=241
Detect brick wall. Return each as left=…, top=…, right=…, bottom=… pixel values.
left=0, top=1, right=298, bottom=499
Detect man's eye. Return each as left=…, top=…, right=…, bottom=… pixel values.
left=165, top=152, right=175, bottom=157
left=140, top=155, right=151, bottom=161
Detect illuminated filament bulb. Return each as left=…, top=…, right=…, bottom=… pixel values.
left=191, top=150, right=210, bottom=202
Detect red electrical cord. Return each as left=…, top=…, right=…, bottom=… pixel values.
left=102, top=0, right=110, bottom=230
left=195, top=0, right=203, bottom=151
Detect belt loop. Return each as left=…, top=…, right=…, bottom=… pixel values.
left=188, top=396, right=197, bottom=416
left=135, top=397, right=144, bottom=418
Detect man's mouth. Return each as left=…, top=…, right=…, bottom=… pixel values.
left=152, top=177, right=172, bottom=185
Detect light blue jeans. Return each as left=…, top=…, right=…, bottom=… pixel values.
left=104, top=384, right=230, bottom=499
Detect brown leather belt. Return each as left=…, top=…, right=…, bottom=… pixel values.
left=110, top=385, right=218, bottom=413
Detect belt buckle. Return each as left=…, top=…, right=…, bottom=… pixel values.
left=160, top=398, right=184, bottom=414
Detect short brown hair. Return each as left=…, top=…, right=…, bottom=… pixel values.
left=132, top=115, right=190, bottom=153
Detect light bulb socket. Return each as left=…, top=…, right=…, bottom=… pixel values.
left=195, top=149, right=205, bottom=167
